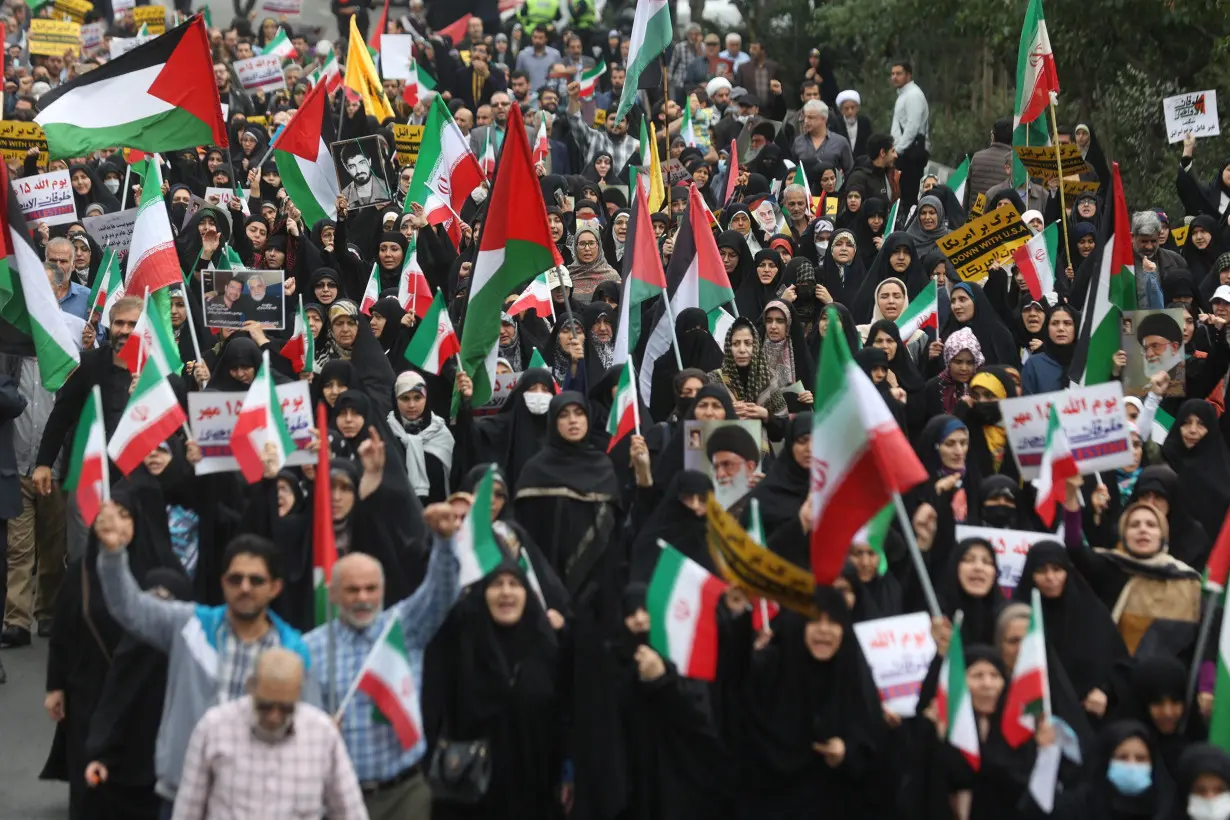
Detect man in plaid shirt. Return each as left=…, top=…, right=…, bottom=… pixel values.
left=173, top=648, right=366, bottom=820
left=305, top=503, right=462, bottom=820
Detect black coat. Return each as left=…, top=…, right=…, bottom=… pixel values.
left=0, top=373, right=26, bottom=519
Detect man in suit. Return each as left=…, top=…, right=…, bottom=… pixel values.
left=830, top=89, right=872, bottom=159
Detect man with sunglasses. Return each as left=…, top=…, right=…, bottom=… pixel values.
left=93, top=500, right=318, bottom=818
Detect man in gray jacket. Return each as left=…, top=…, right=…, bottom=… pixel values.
left=965, top=117, right=1014, bottom=207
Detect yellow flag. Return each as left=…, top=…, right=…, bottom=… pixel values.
left=647, top=122, right=665, bottom=212
left=344, top=16, right=396, bottom=123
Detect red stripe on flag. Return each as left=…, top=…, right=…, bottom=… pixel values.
left=230, top=407, right=266, bottom=484
left=77, top=455, right=104, bottom=526
left=1001, top=669, right=1046, bottom=748
left=606, top=407, right=636, bottom=452
left=112, top=407, right=185, bottom=475
left=358, top=674, right=421, bottom=749
left=685, top=575, right=727, bottom=680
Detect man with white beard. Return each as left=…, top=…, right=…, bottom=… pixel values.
left=706, top=424, right=761, bottom=509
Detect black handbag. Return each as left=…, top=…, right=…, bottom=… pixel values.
left=427, top=738, right=491, bottom=804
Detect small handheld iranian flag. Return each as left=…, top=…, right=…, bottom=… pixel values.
left=896, top=281, right=938, bottom=338
left=577, top=59, right=606, bottom=98
left=85, top=246, right=122, bottom=319
left=359, top=263, right=381, bottom=315
left=647, top=540, right=728, bottom=681
left=1150, top=407, right=1174, bottom=446
left=106, top=337, right=186, bottom=475
left=746, top=499, right=780, bottom=632
left=1012, top=221, right=1060, bottom=300
left=937, top=611, right=981, bottom=770
left=230, top=351, right=294, bottom=484
left=532, top=116, right=550, bottom=165
left=479, top=127, right=496, bottom=178
left=852, top=505, right=893, bottom=576
left=605, top=359, right=639, bottom=452
left=397, top=235, right=433, bottom=319
left=118, top=287, right=184, bottom=376
left=343, top=616, right=423, bottom=749
left=313, top=402, right=338, bottom=625
left=507, top=271, right=554, bottom=319
left=790, top=162, right=814, bottom=218
left=947, top=156, right=970, bottom=207
left=261, top=28, right=297, bottom=60
left=1002, top=588, right=1050, bottom=748
left=679, top=100, right=695, bottom=147
left=403, top=291, right=459, bottom=376
left=454, top=464, right=506, bottom=586
left=1033, top=404, right=1077, bottom=527
left=62, top=385, right=109, bottom=526
left=280, top=296, right=315, bottom=374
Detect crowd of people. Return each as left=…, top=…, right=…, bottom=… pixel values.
left=2, top=0, right=1230, bottom=818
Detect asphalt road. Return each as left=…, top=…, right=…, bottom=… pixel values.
left=0, top=636, right=68, bottom=819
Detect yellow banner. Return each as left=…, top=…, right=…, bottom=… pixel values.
left=1171, top=224, right=1189, bottom=247
left=938, top=203, right=1033, bottom=283
left=133, top=5, right=166, bottom=35
left=344, top=16, right=395, bottom=122
left=1014, top=144, right=1092, bottom=180
left=0, top=121, right=48, bottom=165
left=29, top=19, right=81, bottom=57
left=705, top=496, right=819, bottom=619
left=392, top=124, right=423, bottom=166
left=53, top=0, right=93, bottom=22
left=968, top=192, right=986, bottom=219
left=1061, top=179, right=1100, bottom=198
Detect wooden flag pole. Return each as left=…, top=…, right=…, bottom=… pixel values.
left=1049, top=101, right=1072, bottom=265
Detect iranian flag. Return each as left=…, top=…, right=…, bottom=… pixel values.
left=230, top=351, right=294, bottom=484
left=613, top=182, right=667, bottom=365
left=679, top=101, right=695, bottom=148
left=896, top=280, right=938, bottom=338
left=359, top=264, right=381, bottom=315
left=853, top=505, right=893, bottom=576
left=1069, top=162, right=1135, bottom=387
left=402, top=52, right=421, bottom=108
left=577, top=59, right=606, bottom=98
left=605, top=359, right=639, bottom=452
left=455, top=104, right=555, bottom=409
left=397, top=236, right=433, bottom=319
left=313, top=402, right=338, bottom=625
left=1013, top=0, right=1059, bottom=131
left=1033, top=405, right=1077, bottom=527
left=354, top=617, right=422, bottom=749
left=273, top=80, right=339, bottom=227
left=307, top=52, right=342, bottom=92
left=118, top=287, right=183, bottom=376
left=938, top=612, right=981, bottom=770
left=0, top=163, right=79, bottom=390
left=1012, top=221, right=1060, bottom=300
left=86, top=247, right=122, bottom=319
left=948, top=155, right=970, bottom=207
left=532, top=116, right=550, bottom=165
left=885, top=198, right=902, bottom=234
left=612, top=0, right=671, bottom=124
left=404, top=96, right=484, bottom=235
left=403, top=291, right=459, bottom=376
left=647, top=542, right=727, bottom=681
left=639, top=184, right=735, bottom=400
left=106, top=335, right=186, bottom=475
left=261, top=27, right=297, bottom=60
left=1002, top=588, right=1051, bottom=748
left=61, top=385, right=109, bottom=526
left=126, top=158, right=185, bottom=297
left=808, top=305, right=927, bottom=584
left=478, top=127, right=496, bottom=178
left=454, top=464, right=506, bottom=586
left=507, top=271, right=554, bottom=319
left=35, top=16, right=227, bottom=157
left=280, top=296, right=315, bottom=374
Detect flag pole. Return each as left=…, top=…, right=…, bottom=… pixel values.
left=119, top=163, right=131, bottom=210
left=1182, top=589, right=1219, bottom=732
left=1048, top=101, right=1072, bottom=268
left=891, top=491, right=942, bottom=619
left=629, top=358, right=641, bottom=437
left=93, top=385, right=110, bottom=503
left=659, top=287, right=684, bottom=371
left=179, top=286, right=207, bottom=387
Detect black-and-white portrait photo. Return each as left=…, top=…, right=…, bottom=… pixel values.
left=330, top=135, right=392, bottom=210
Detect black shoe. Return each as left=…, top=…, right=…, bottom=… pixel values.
left=0, top=625, right=31, bottom=649
left=36, top=619, right=53, bottom=638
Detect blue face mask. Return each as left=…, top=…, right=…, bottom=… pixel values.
left=1106, top=760, right=1152, bottom=796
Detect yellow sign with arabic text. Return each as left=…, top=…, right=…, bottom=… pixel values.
left=938, top=203, right=1032, bottom=283
left=0, top=121, right=48, bottom=165
left=29, top=19, right=80, bottom=57
left=1014, top=144, right=1091, bottom=180
left=133, top=5, right=166, bottom=35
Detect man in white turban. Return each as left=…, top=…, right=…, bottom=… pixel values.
left=831, top=88, right=870, bottom=158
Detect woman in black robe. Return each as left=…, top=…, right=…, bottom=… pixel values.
left=1097, top=465, right=1212, bottom=574
left=938, top=537, right=1003, bottom=646
left=735, top=249, right=787, bottom=320
left=452, top=368, right=557, bottom=493
left=426, top=564, right=563, bottom=820
left=941, top=282, right=1021, bottom=369
left=849, top=232, right=929, bottom=322
left=739, top=413, right=810, bottom=540
left=68, top=163, right=122, bottom=216
left=1172, top=744, right=1230, bottom=820
left=1111, top=656, right=1206, bottom=783
left=850, top=195, right=888, bottom=262
left=368, top=296, right=412, bottom=373
left=864, top=318, right=925, bottom=394
left=816, top=227, right=867, bottom=310
left=717, top=229, right=755, bottom=293
left=629, top=469, right=713, bottom=581
left=649, top=307, right=724, bottom=422
left=1161, top=400, right=1230, bottom=543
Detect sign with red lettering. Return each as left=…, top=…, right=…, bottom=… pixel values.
left=955, top=524, right=1066, bottom=593
left=852, top=612, right=935, bottom=717
left=187, top=381, right=314, bottom=474
left=1000, top=382, right=1133, bottom=480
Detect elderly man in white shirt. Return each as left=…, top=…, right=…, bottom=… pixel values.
left=890, top=60, right=930, bottom=208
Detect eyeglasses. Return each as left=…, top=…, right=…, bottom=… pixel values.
left=492, top=101, right=511, bottom=107
left=576, top=240, right=598, bottom=249
left=254, top=698, right=296, bottom=715
left=224, top=573, right=270, bottom=588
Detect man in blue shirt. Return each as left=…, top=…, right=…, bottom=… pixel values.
left=305, top=502, right=461, bottom=820
left=45, top=238, right=90, bottom=321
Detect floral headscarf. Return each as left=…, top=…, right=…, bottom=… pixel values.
left=939, top=328, right=984, bottom=414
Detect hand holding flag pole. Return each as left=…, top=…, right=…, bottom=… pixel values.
left=891, top=491, right=943, bottom=619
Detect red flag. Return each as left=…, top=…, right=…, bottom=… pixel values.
left=370, top=0, right=391, bottom=51
left=312, top=402, right=338, bottom=624
left=722, top=139, right=739, bottom=207
left=1208, top=509, right=1230, bottom=591
left=437, top=14, right=473, bottom=45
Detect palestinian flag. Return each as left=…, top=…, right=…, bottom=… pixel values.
left=397, top=236, right=433, bottom=319
left=404, top=291, right=459, bottom=376
left=125, top=158, right=183, bottom=297
left=86, top=247, right=121, bottom=318
left=355, top=617, right=423, bottom=749
left=61, top=385, right=108, bottom=526
left=1069, top=162, right=1135, bottom=387
left=507, top=271, right=553, bottom=319
left=679, top=100, right=695, bottom=148
left=532, top=116, right=550, bottom=165
left=612, top=0, right=671, bottom=124
left=230, top=352, right=294, bottom=484
left=35, top=16, right=227, bottom=158
left=455, top=104, right=554, bottom=409
left=1013, top=0, right=1059, bottom=131
left=896, top=280, right=938, bottom=338
left=106, top=335, right=185, bottom=475
left=345, top=16, right=396, bottom=122
left=261, top=27, right=296, bottom=60
left=577, top=60, right=606, bottom=98
left=948, top=155, right=970, bottom=207
left=307, top=51, right=342, bottom=92
left=938, top=612, right=981, bottom=770
left=454, top=464, right=505, bottom=586
left=1002, top=588, right=1050, bottom=747
left=0, top=163, right=79, bottom=391
left=436, top=13, right=472, bottom=44
left=1033, top=404, right=1077, bottom=527
left=647, top=542, right=727, bottom=681
left=1012, top=221, right=1060, bottom=300
left=613, top=182, right=667, bottom=365
left=359, top=264, right=381, bottom=315
left=405, top=96, right=484, bottom=237
left=605, top=359, right=639, bottom=452
left=272, top=80, right=339, bottom=228
left=312, top=403, right=338, bottom=625
left=280, top=296, right=315, bottom=374
left=809, top=305, right=927, bottom=583
left=118, top=287, right=183, bottom=376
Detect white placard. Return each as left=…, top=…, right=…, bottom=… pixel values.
left=472, top=370, right=525, bottom=416
left=109, top=33, right=153, bottom=59
left=80, top=21, right=104, bottom=49
left=233, top=55, right=287, bottom=94
left=11, top=170, right=76, bottom=226
left=1163, top=90, right=1220, bottom=144
left=205, top=186, right=236, bottom=207
left=1000, top=382, right=1133, bottom=480
left=263, top=0, right=302, bottom=13
left=188, top=381, right=315, bottom=475
left=852, top=612, right=936, bottom=717
left=82, top=207, right=138, bottom=258
left=955, top=524, right=1065, bottom=593
left=380, top=35, right=414, bottom=80
left=112, top=0, right=135, bottom=11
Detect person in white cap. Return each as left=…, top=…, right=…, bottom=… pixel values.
left=386, top=371, right=454, bottom=507
left=1021, top=210, right=1045, bottom=234
left=706, top=76, right=733, bottom=117
left=830, top=89, right=871, bottom=158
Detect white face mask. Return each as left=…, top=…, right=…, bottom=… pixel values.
left=103, top=179, right=120, bottom=194
left=1189, top=794, right=1230, bottom=820
left=735, top=114, right=749, bottom=124
left=523, top=391, right=551, bottom=415
left=815, top=240, right=829, bottom=259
